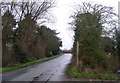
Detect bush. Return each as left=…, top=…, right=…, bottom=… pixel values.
left=19, top=51, right=29, bottom=63
left=13, top=43, right=29, bottom=63
left=2, top=54, right=18, bottom=67
left=81, top=49, right=108, bottom=70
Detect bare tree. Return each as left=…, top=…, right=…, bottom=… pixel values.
left=1, top=0, right=55, bottom=25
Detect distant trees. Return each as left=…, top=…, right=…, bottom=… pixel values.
left=37, top=25, right=62, bottom=56
left=71, top=2, right=118, bottom=73
left=2, top=1, right=62, bottom=67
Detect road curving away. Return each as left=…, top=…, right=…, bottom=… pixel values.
left=2, top=53, right=73, bottom=82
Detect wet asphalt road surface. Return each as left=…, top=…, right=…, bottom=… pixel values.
left=2, top=53, right=73, bottom=82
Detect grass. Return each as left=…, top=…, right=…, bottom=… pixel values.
left=67, top=56, right=120, bottom=80
left=67, top=68, right=119, bottom=80
left=0, top=54, right=61, bottom=72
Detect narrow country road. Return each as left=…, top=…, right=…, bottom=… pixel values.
left=2, top=54, right=73, bottom=82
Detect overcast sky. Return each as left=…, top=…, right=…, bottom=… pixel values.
left=47, top=0, right=120, bottom=50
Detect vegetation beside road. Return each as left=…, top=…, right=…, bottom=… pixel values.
left=0, top=54, right=61, bottom=72
left=68, top=68, right=119, bottom=80
left=67, top=59, right=119, bottom=80
left=1, top=1, right=62, bottom=68
left=69, top=2, right=120, bottom=80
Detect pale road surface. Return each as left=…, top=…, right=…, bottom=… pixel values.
left=2, top=54, right=73, bottom=82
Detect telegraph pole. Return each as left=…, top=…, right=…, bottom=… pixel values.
left=76, top=41, right=79, bottom=69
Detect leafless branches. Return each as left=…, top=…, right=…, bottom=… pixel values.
left=1, top=0, right=55, bottom=24
left=70, top=2, right=118, bottom=37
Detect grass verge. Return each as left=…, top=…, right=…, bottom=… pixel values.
left=67, top=67, right=119, bottom=80
left=67, top=56, right=119, bottom=80
left=0, top=54, right=61, bottom=72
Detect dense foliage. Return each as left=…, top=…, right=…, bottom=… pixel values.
left=37, top=25, right=62, bottom=56
left=2, top=1, right=62, bottom=67
left=71, top=2, right=118, bottom=74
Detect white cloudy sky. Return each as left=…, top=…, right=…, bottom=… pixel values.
left=47, top=0, right=120, bottom=50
